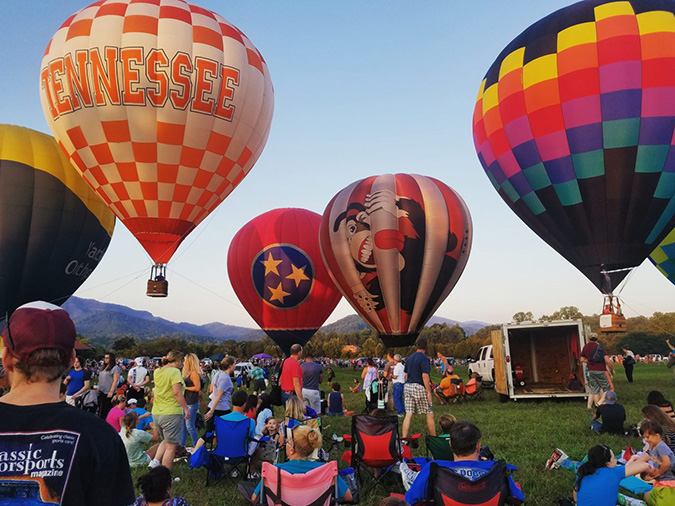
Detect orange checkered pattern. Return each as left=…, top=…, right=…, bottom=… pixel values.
left=40, top=0, right=274, bottom=263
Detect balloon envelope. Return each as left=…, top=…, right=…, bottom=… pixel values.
left=228, top=208, right=342, bottom=355
left=0, top=124, right=115, bottom=315
left=472, top=0, right=675, bottom=293
left=320, top=174, right=472, bottom=347
left=40, top=0, right=274, bottom=264
left=650, top=228, right=675, bottom=285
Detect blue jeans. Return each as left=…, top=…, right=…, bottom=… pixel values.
left=394, top=383, right=405, bottom=415
left=591, top=419, right=602, bottom=434
left=181, top=403, right=200, bottom=446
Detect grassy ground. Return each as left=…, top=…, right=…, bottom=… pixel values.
left=132, top=363, right=674, bottom=505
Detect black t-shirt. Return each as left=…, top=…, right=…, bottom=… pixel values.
left=0, top=401, right=135, bottom=505
left=405, top=352, right=431, bottom=385
left=596, top=403, right=626, bottom=434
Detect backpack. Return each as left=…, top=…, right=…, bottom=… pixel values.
left=590, top=343, right=605, bottom=363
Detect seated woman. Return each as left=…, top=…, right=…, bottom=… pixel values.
left=642, top=405, right=675, bottom=454
left=327, top=382, right=345, bottom=416
left=245, top=425, right=352, bottom=503
left=132, top=465, right=190, bottom=506
left=647, top=391, right=675, bottom=421
left=120, top=411, right=159, bottom=467
left=349, top=378, right=361, bottom=394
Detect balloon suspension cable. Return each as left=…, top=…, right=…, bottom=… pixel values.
left=171, top=270, right=247, bottom=310
left=618, top=298, right=675, bottom=339
left=616, top=267, right=637, bottom=296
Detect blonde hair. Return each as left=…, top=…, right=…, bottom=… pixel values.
left=291, top=425, right=322, bottom=458
left=439, top=414, right=457, bottom=434
left=123, top=411, right=138, bottom=439
left=182, top=353, right=202, bottom=379
left=112, top=394, right=126, bottom=406
left=285, top=397, right=305, bottom=421
left=161, top=350, right=184, bottom=367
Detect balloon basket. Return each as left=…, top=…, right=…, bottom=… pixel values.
left=147, top=264, right=168, bottom=298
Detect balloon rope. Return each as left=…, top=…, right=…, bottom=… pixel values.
left=166, top=204, right=222, bottom=264
left=171, top=270, right=244, bottom=310
left=601, top=267, right=635, bottom=274
left=619, top=298, right=675, bottom=339
left=616, top=268, right=636, bottom=296
left=96, top=269, right=150, bottom=301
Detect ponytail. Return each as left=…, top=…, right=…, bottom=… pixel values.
left=575, top=445, right=612, bottom=492
left=162, top=350, right=184, bottom=367
left=123, top=411, right=139, bottom=439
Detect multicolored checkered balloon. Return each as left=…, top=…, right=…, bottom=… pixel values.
left=650, top=228, right=675, bottom=285
left=39, top=0, right=274, bottom=264
left=472, top=0, right=675, bottom=293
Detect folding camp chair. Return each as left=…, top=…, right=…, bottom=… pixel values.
left=464, top=378, right=483, bottom=400
left=258, top=460, right=338, bottom=506
left=340, top=414, right=411, bottom=495
left=206, top=416, right=255, bottom=487
left=425, top=435, right=454, bottom=461
left=424, top=460, right=521, bottom=506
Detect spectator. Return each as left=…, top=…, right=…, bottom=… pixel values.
left=622, top=347, right=636, bottom=383
left=392, top=354, right=405, bottom=416
left=204, top=356, right=235, bottom=433
left=402, top=337, right=435, bottom=438
left=383, top=350, right=396, bottom=411
left=349, top=378, right=361, bottom=393
left=0, top=301, right=134, bottom=505
left=255, top=393, right=274, bottom=438
left=434, top=368, right=463, bottom=405
left=64, top=355, right=91, bottom=406
left=149, top=350, right=189, bottom=470
left=580, top=333, right=610, bottom=408
left=251, top=363, right=266, bottom=394
left=244, top=394, right=259, bottom=420
left=98, top=352, right=122, bottom=419
left=121, top=411, right=159, bottom=467
left=280, top=344, right=304, bottom=405
left=327, top=382, right=345, bottom=416
left=127, top=398, right=153, bottom=431
left=591, top=391, right=625, bottom=435
left=326, top=367, right=335, bottom=384
left=362, top=358, right=378, bottom=410
left=180, top=353, right=202, bottom=448
left=127, top=357, right=150, bottom=408
left=404, top=421, right=523, bottom=505
left=132, top=466, right=190, bottom=506
left=647, top=391, right=675, bottom=421
left=642, top=405, right=675, bottom=454
left=636, top=421, right=675, bottom=505
left=106, top=394, right=128, bottom=432
left=301, top=351, right=323, bottom=414
left=574, top=445, right=649, bottom=506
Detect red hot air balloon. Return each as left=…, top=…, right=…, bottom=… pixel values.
left=228, top=208, right=342, bottom=355
left=39, top=0, right=274, bottom=295
left=320, top=174, right=472, bottom=347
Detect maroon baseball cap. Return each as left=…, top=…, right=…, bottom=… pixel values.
left=1, top=301, right=76, bottom=361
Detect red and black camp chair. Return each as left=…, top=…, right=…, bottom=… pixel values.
left=422, top=460, right=521, bottom=506
left=340, top=414, right=411, bottom=494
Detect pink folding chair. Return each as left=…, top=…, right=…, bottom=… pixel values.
left=259, top=460, right=338, bottom=506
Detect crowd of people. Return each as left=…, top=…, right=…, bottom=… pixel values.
left=1, top=300, right=675, bottom=505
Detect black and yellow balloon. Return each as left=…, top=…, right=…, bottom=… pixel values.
left=0, top=124, right=115, bottom=316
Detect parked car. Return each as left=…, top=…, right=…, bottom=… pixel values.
left=234, top=361, right=254, bottom=378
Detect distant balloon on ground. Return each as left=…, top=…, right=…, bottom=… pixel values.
left=473, top=0, right=675, bottom=294
left=320, top=174, right=472, bottom=347
left=228, top=208, right=342, bottom=355
left=0, top=124, right=115, bottom=316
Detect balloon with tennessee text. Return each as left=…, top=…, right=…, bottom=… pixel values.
left=472, top=0, right=675, bottom=294
left=227, top=208, right=342, bottom=355
left=0, top=124, right=115, bottom=316
left=320, top=174, right=472, bottom=347
left=650, top=228, right=675, bottom=286
left=39, top=0, right=274, bottom=289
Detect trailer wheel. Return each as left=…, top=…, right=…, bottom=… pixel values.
left=499, top=394, right=509, bottom=403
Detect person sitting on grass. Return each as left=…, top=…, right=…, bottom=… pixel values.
left=349, top=378, right=361, bottom=393
left=642, top=405, right=675, bottom=454
left=240, top=425, right=353, bottom=503
left=244, top=394, right=259, bottom=420
left=404, top=421, right=524, bottom=505
left=127, top=398, right=153, bottom=430
left=327, top=382, right=345, bottom=416
left=105, top=394, right=128, bottom=433
left=591, top=391, right=625, bottom=435
left=120, top=411, right=159, bottom=467
left=637, top=420, right=675, bottom=505
left=254, top=393, right=274, bottom=439
left=132, top=465, right=190, bottom=506
left=647, top=391, right=675, bottom=421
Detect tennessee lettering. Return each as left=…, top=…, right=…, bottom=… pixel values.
left=41, top=47, right=240, bottom=121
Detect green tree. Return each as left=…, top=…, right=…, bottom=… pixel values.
left=112, top=336, right=136, bottom=351
left=512, top=311, right=533, bottom=323
left=541, top=306, right=583, bottom=320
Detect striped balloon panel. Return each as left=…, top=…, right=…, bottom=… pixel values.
left=472, top=0, right=675, bottom=292
left=40, top=0, right=274, bottom=263
left=319, top=174, right=472, bottom=347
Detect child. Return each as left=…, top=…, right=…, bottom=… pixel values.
left=106, top=395, right=127, bottom=432
left=120, top=411, right=159, bottom=467
left=638, top=420, right=675, bottom=505
left=259, top=417, right=281, bottom=462
left=349, top=378, right=361, bottom=393
left=244, top=394, right=259, bottom=420
left=327, top=382, right=345, bottom=416
left=439, top=414, right=457, bottom=437
left=132, top=466, right=189, bottom=506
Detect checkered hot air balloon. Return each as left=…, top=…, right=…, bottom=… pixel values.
left=472, top=0, right=675, bottom=294
left=39, top=0, right=274, bottom=293
left=227, top=208, right=342, bottom=356
left=319, top=174, right=472, bottom=348
left=650, top=228, right=675, bottom=285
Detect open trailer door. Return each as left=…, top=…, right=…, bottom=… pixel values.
left=491, top=328, right=508, bottom=397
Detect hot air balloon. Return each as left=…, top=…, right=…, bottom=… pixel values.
left=650, top=228, right=675, bottom=285
left=0, top=124, right=115, bottom=316
left=39, top=0, right=274, bottom=296
left=472, top=0, right=675, bottom=330
left=227, top=208, right=342, bottom=355
left=319, top=174, right=472, bottom=348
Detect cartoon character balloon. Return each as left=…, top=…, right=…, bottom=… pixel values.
left=650, top=228, right=675, bottom=285
left=473, top=0, right=675, bottom=294
left=0, top=124, right=115, bottom=316
left=39, top=0, right=274, bottom=292
left=320, top=174, right=472, bottom=347
left=228, top=208, right=342, bottom=355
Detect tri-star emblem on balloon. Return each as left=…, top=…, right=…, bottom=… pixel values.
left=251, top=245, right=314, bottom=309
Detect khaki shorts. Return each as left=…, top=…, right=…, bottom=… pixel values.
left=154, top=414, right=183, bottom=444
left=587, top=370, right=610, bottom=395
left=404, top=383, right=432, bottom=415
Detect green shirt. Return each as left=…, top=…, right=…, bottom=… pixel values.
left=120, top=428, right=153, bottom=467
left=251, top=367, right=264, bottom=380
left=152, top=367, right=185, bottom=416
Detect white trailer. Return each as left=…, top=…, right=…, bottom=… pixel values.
left=491, top=319, right=590, bottom=401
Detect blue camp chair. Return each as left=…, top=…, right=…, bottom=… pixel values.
left=206, top=416, right=256, bottom=487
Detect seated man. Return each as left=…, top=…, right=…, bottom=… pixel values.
left=434, top=369, right=464, bottom=404
left=591, top=391, right=625, bottom=435
left=404, top=421, right=523, bottom=505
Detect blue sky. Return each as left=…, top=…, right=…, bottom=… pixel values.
left=1, top=0, right=673, bottom=328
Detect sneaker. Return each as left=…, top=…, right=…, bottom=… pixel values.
left=148, top=458, right=161, bottom=469
left=399, top=461, right=418, bottom=492
left=545, top=448, right=568, bottom=470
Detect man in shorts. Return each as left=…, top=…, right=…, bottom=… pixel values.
left=581, top=333, right=610, bottom=408
left=402, top=337, right=436, bottom=438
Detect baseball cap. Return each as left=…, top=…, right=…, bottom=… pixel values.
left=1, top=301, right=76, bottom=362
left=127, top=398, right=138, bottom=405
left=135, top=357, right=144, bottom=365
left=604, top=391, right=617, bottom=405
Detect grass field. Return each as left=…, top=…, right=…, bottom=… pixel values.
left=131, top=362, right=675, bottom=505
